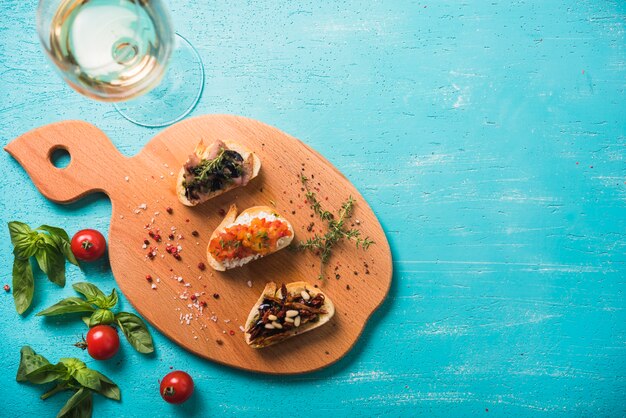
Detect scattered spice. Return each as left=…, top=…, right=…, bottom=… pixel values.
left=229, top=330, right=235, bottom=336
left=216, top=339, right=224, bottom=345
left=146, top=275, right=153, bottom=282
left=3, top=284, right=10, bottom=292
left=346, top=285, right=351, bottom=290
left=213, top=293, right=220, bottom=299
left=166, top=207, right=173, bottom=214
left=198, top=262, right=206, bottom=271
left=191, top=230, right=199, bottom=237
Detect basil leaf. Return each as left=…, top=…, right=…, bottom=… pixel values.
left=81, top=317, right=91, bottom=327
left=60, top=358, right=87, bottom=376
left=72, top=283, right=105, bottom=304
left=91, top=371, right=121, bottom=401
left=13, top=258, right=34, bottom=314
left=37, top=224, right=70, bottom=242
left=16, top=346, right=50, bottom=381
left=8, top=221, right=31, bottom=238
left=8, top=222, right=37, bottom=258
left=25, top=363, right=68, bottom=384
left=102, top=288, right=118, bottom=309
left=116, top=312, right=154, bottom=353
left=39, top=225, right=79, bottom=267
left=57, top=388, right=93, bottom=418
left=35, top=244, right=66, bottom=287
left=37, top=297, right=96, bottom=317
left=88, top=309, right=115, bottom=326
left=73, top=369, right=101, bottom=392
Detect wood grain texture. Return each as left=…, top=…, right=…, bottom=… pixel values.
left=5, top=115, right=392, bottom=374
left=0, top=0, right=624, bottom=416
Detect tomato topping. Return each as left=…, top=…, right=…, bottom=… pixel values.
left=208, top=218, right=291, bottom=262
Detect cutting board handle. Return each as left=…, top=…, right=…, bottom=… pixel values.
left=4, top=120, right=127, bottom=203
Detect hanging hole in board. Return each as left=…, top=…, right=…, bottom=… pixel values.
left=50, top=146, right=71, bottom=169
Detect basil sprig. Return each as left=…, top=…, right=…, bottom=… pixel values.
left=8, top=221, right=79, bottom=314
left=38, top=282, right=154, bottom=354
left=17, top=346, right=120, bottom=418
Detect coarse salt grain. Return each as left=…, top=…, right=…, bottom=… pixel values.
left=239, top=326, right=245, bottom=332
left=139, top=203, right=147, bottom=210
left=247, top=280, right=252, bottom=288
left=151, top=284, right=157, bottom=289
left=124, top=176, right=129, bottom=182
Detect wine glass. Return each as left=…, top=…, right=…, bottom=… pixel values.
left=36, top=0, right=204, bottom=127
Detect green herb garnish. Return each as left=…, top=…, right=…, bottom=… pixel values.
left=38, top=282, right=154, bottom=354
left=7, top=221, right=79, bottom=314
left=191, top=147, right=227, bottom=184
left=16, top=345, right=120, bottom=418
left=297, top=175, right=374, bottom=280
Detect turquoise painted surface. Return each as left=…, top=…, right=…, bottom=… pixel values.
left=1, top=0, right=625, bottom=416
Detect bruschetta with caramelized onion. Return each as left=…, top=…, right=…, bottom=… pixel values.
left=244, top=282, right=335, bottom=348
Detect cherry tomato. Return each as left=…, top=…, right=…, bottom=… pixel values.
left=160, top=371, right=194, bottom=404
left=71, top=229, right=106, bottom=262
left=86, top=325, right=119, bottom=360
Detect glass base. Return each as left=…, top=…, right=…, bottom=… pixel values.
left=114, top=33, right=204, bottom=128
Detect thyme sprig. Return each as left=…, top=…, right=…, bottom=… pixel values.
left=298, top=175, right=374, bottom=279
left=191, top=147, right=227, bottom=184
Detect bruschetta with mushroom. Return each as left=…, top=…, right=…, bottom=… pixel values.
left=177, top=140, right=261, bottom=206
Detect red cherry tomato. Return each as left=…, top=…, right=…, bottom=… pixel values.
left=71, top=229, right=106, bottom=262
left=86, top=325, right=119, bottom=360
left=160, top=371, right=194, bottom=404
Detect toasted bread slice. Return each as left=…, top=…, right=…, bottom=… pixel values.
left=244, top=282, right=335, bottom=348
left=177, top=140, right=261, bottom=207
left=206, top=205, right=294, bottom=271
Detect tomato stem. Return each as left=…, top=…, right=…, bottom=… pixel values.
left=74, top=335, right=88, bottom=350
left=81, top=240, right=94, bottom=250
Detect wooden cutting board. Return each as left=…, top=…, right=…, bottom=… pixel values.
left=4, top=115, right=392, bottom=374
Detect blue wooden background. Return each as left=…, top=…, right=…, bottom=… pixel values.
left=1, top=1, right=625, bottom=416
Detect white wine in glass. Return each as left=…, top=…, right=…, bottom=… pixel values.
left=38, top=0, right=204, bottom=127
